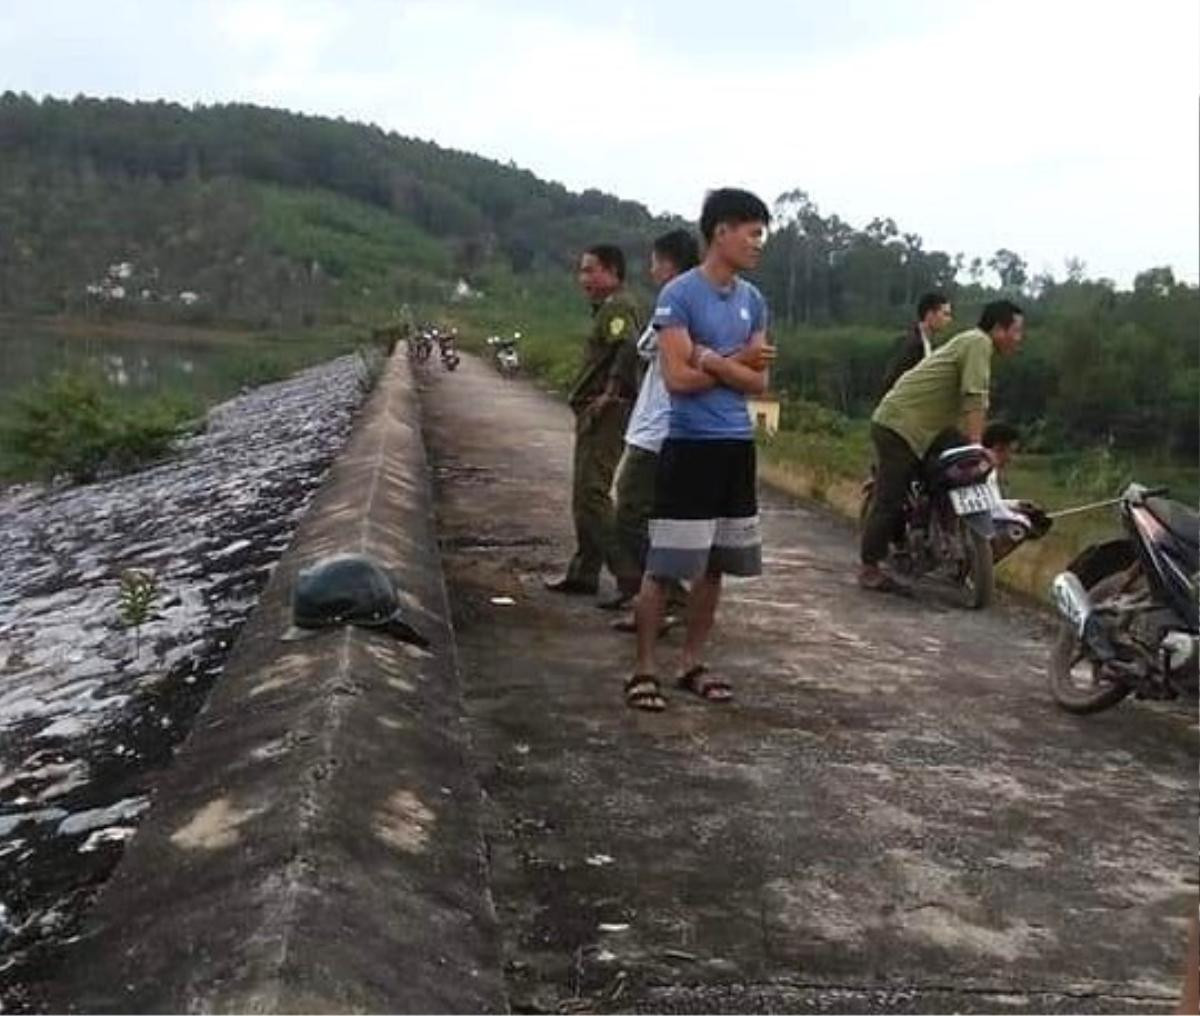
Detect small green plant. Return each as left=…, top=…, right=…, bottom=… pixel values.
left=118, top=569, right=159, bottom=659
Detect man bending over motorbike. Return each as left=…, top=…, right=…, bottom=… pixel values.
left=859, top=299, right=1025, bottom=593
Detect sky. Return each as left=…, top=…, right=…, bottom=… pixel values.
left=2, top=0, right=1197, bottom=287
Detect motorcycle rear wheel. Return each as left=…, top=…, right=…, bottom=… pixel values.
left=1048, top=568, right=1132, bottom=714
left=859, top=486, right=873, bottom=527
left=957, top=518, right=994, bottom=610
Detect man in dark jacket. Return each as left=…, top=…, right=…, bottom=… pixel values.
left=879, top=291, right=953, bottom=396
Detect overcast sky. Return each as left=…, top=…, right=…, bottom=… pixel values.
left=3, top=0, right=1197, bottom=286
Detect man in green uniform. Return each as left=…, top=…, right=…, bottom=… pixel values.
left=859, top=299, right=1025, bottom=592
left=546, top=244, right=644, bottom=595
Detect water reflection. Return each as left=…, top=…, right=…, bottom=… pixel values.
left=103, top=355, right=130, bottom=388
left=0, top=321, right=241, bottom=403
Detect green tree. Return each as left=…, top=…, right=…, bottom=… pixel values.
left=988, top=248, right=1028, bottom=291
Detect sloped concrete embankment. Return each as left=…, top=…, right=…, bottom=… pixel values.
left=51, top=352, right=506, bottom=1013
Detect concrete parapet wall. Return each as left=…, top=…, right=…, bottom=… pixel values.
left=52, top=353, right=506, bottom=1013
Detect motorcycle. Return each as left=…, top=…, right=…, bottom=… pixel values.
left=488, top=332, right=521, bottom=377
left=438, top=334, right=461, bottom=372
left=1048, top=483, right=1198, bottom=714
left=408, top=329, right=434, bottom=364
left=861, top=443, right=999, bottom=608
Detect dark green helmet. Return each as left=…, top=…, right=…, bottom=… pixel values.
left=283, top=553, right=427, bottom=647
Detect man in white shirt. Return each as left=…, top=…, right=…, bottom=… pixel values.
left=601, top=229, right=700, bottom=611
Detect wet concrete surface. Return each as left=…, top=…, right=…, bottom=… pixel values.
left=47, top=349, right=504, bottom=1015
left=421, top=354, right=1198, bottom=1014
left=0, top=355, right=371, bottom=1011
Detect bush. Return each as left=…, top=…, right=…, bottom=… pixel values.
left=0, top=371, right=197, bottom=483
left=1061, top=444, right=1134, bottom=499
left=208, top=349, right=296, bottom=389
left=779, top=397, right=849, bottom=436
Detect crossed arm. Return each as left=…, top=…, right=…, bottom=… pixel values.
left=658, top=326, right=774, bottom=396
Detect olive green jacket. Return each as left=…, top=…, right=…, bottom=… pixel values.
left=566, top=289, right=643, bottom=412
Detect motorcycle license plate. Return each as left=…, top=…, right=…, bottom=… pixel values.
left=949, top=483, right=996, bottom=515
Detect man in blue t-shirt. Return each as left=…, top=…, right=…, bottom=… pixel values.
left=625, top=188, right=775, bottom=712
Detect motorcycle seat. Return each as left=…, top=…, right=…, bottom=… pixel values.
left=1147, top=497, right=1199, bottom=549
left=925, top=443, right=993, bottom=489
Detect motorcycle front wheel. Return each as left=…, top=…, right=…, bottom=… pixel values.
left=1047, top=568, right=1132, bottom=714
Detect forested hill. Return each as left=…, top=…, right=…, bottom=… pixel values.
left=2, top=93, right=1196, bottom=457
left=0, top=93, right=674, bottom=319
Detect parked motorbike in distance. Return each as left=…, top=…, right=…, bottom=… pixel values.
left=487, top=331, right=521, bottom=377
left=408, top=328, right=434, bottom=364
left=1048, top=482, right=1198, bottom=714
left=860, top=443, right=999, bottom=608
left=438, top=329, right=461, bottom=371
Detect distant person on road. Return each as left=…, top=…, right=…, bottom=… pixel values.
left=879, top=291, right=953, bottom=396
left=602, top=228, right=701, bottom=614
left=626, top=188, right=774, bottom=711
left=859, top=299, right=1025, bottom=593
left=545, top=245, right=643, bottom=597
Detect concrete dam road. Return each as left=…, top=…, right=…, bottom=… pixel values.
left=420, top=354, right=1196, bottom=1015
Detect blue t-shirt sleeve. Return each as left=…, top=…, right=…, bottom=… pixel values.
left=750, top=286, right=768, bottom=332
left=652, top=278, right=691, bottom=331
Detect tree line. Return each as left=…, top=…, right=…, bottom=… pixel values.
left=756, top=190, right=1196, bottom=458
left=1, top=93, right=1194, bottom=457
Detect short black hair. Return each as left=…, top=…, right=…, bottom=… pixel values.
left=983, top=421, right=1022, bottom=448
left=979, top=299, right=1023, bottom=332
left=699, top=188, right=771, bottom=243
left=917, top=291, right=949, bottom=320
left=652, top=229, right=700, bottom=273
left=585, top=244, right=626, bottom=282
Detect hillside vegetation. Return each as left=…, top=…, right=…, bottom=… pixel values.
left=2, top=92, right=1195, bottom=488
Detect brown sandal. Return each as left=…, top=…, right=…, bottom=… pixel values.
left=675, top=665, right=732, bottom=704
left=625, top=674, right=667, bottom=712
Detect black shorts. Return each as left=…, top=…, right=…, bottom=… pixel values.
left=647, top=439, right=761, bottom=580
